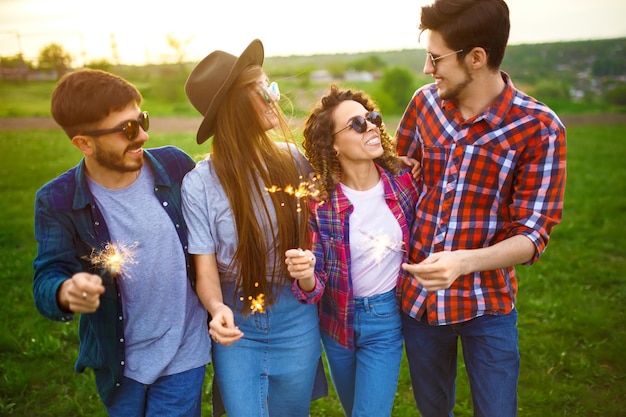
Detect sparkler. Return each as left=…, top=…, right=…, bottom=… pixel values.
left=84, top=242, right=138, bottom=277
left=239, top=282, right=266, bottom=314
left=248, top=294, right=265, bottom=314
left=358, top=228, right=405, bottom=265
left=265, top=175, right=320, bottom=214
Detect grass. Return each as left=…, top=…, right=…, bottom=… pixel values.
left=0, top=123, right=625, bottom=416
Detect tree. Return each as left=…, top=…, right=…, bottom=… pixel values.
left=38, top=43, right=72, bottom=78
left=349, top=55, right=387, bottom=72
left=604, top=84, right=626, bottom=107
left=531, top=79, right=570, bottom=102
left=375, top=66, right=416, bottom=115
left=86, top=59, right=113, bottom=72
left=166, top=33, right=193, bottom=65
left=0, top=53, right=31, bottom=82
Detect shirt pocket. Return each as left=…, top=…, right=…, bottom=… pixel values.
left=421, top=146, right=450, bottom=189
left=461, top=144, right=518, bottom=193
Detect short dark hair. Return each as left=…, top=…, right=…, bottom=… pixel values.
left=420, top=0, right=510, bottom=69
left=51, top=68, right=142, bottom=138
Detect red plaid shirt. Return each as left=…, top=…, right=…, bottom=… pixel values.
left=395, top=72, right=566, bottom=325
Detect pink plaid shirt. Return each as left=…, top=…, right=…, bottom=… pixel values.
left=292, top=166, right=418, bottom=349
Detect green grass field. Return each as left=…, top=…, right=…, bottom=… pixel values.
left=1, top=123, right=625, bottom=416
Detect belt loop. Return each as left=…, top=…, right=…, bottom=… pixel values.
left=363, top=296, right=371, bottom=312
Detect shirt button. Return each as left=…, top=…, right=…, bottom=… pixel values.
left=121, top=361, right=125, bottom=366
left=162, top=201, right=168, bottom=207
left=118, top=316, right=123, bottom=321
left=119, top=338, right=124, bottom=343
left=115, top=382, right=121, bottom=387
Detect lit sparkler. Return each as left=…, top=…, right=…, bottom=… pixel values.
left=265, top=175, right=320, bottom=214
left=239, top=282, right=266, bottom=314
left=248, top=294, right=265, bottom=314
left=85, top=242, right=138, bottom=277
left=358, top=228, right=405, bottom=265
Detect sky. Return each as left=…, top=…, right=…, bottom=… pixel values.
left=1, top=0, right=625, bottom=66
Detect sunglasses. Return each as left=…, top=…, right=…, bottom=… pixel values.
left=258, top=81, right=280, bottom=103
left=427, top=49, right=464, bottom=69
left=80, top=111, right=150, bottom=140
left=332, top=111, right=383, bottom=136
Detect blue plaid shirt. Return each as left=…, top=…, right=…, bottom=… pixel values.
left=32, top=146, right=196, bottom=406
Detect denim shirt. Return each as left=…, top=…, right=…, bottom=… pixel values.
left=32, top=146, right=196, bottom=406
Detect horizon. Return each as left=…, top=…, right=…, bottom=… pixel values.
left=1, top=0, right=625, bottom=66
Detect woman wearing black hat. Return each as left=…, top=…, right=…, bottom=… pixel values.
left=181, top=39, right=325, bottom=416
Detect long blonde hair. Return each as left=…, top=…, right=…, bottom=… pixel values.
left=210, top=65, right=309, bottom=313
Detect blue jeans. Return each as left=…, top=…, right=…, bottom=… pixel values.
left=214, top=282, right=322, bottom=417
left=104, top=365, right=205, bottom=417
left=402, top=309, right=520, bottom=417
left=321, top=289, right=403, bottom=417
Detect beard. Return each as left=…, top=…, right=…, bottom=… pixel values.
left=439, top=65, right=473, bottom=101
left=93, top=145, right=143, bottom=174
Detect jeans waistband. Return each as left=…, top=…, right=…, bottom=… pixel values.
left=353, top=288, right=396, bottom=307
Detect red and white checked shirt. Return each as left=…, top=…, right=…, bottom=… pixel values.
left=395, top=72, right=566, bottom=325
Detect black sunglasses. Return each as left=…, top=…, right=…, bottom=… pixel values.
left=80, top=111, right=150, bottom=140
left=332, top=111, right=382, bottom=136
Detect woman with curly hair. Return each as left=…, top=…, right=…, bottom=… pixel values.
left=285, top=85, right=420, bottom=416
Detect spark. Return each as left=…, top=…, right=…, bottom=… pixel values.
left=239, top=282, right=266, bottom=314
left=248, top=294, right=265, bottom=314
left=358, top=228, right=405, bottom=265
left=85, top=242, right=138, bottom=277
left=265, top=175, right=320, bottom=213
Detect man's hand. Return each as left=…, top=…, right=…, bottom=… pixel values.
left=402, top=251, right=468, bottom=291
left=398, top=156, right=422, bottom=180
left=57, top=272, right=106, bottom=313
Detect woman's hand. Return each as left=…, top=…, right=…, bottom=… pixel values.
left=208, top=303, right=244, bottom=346
left=285, top=248, right=316, bottom=291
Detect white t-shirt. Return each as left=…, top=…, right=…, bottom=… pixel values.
left=341, top=179, right=403, bottom=297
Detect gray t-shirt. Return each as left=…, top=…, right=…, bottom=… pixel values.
left=89, top=164, right=211, bottom=384
left=182, top=142, right=310, bottom=283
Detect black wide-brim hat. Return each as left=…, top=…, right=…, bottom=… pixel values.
left=185, top=39, right=265, bottom=144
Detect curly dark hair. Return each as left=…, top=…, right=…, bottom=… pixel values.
left=302, top=85, right=400, bottom=201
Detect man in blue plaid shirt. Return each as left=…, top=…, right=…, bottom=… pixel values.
left=32, top=68, right=211, bottom=416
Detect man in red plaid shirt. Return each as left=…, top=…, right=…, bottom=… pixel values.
left=395, top=1, right=566, bottom=416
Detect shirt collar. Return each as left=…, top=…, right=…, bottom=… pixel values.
left=442, top=71, right=515, bottom=129
left=328, top=164, right=397, bottom=213
left=72, top=149, right=168, bottom=210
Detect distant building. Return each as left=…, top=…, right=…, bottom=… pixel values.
left=310, top=70, right=333, bottom=83
left=343, top=70, right=374, bottom=82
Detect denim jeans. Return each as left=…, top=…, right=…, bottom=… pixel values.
left=104, top=365, right=205, bottom=417
left=321, top=289, right=403, bottom=417
left=214, top=282, right=322, bottom=417
left=402, top=309, right=520, bottom=417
